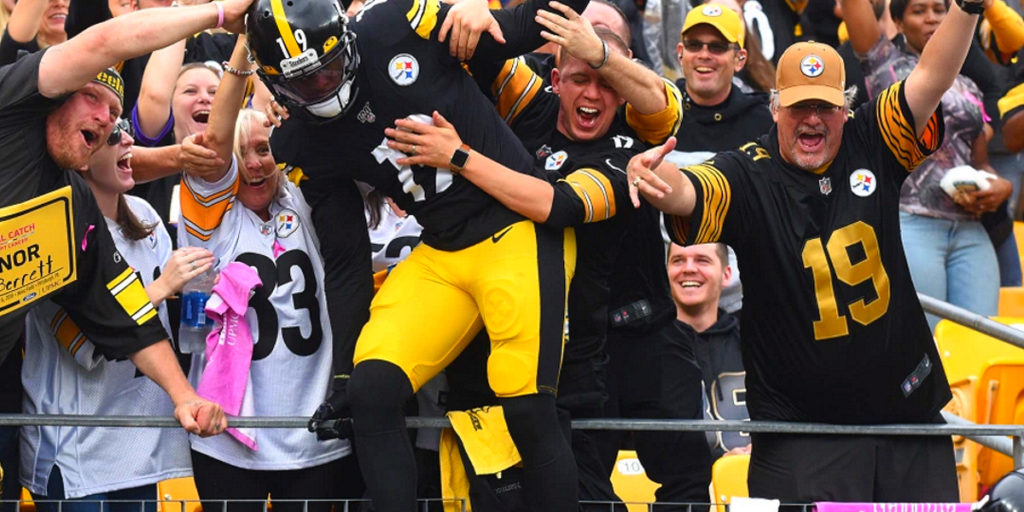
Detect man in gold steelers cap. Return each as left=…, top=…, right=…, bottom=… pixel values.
left=627, top=0, right=985, bottom=502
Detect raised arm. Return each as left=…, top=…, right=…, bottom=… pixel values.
left=4, top=0, right=47, bottom=45
left=135, top=38, right=187, bottom=140
left=37, top=0, right=252, bottom=100
left=537, top=1, right=667, bottom=114
left=839, top=0, right=881, bottom=56
left=198, top=34, right=251, bottom=181
left=904, top=1, right=981, bottom=135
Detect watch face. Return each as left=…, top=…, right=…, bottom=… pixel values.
left=451, top=147, right=470, bottom=170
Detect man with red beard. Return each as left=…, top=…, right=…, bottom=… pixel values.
left=627, top=0, right=981, bottom=501
left=0, top=0, right=255, bottom=436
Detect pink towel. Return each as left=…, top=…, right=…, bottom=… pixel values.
left=196, top=261, right=262, bottom=450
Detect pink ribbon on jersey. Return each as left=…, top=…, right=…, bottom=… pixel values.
left=81, top=224, right=95, bottom=251
left=272, top=239, right=286, bottom=259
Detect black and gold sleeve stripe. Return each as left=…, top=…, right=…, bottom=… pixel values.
left=491, top=57, right=543, bottom=124
left=561, top=168, right=617, bottom=223
left=875, top=81, right=942, bottom=171
left=683, top=163, right=730, bottom=244
left=107, top=267, right=158, bottom=325
left=407, top=0, right=440, bottom=39
left=625, top=79, right=683, bottom=145
left=49, top=309, right=88, bottom=357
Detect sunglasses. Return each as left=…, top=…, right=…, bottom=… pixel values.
left=681, top=39, right=737, bottom=55
left=788, top=102, right=844, bottom=116
left=106, top=117, right=133, bottom=146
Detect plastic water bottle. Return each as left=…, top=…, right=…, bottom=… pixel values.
left=178, top=268, right=216, bottom=354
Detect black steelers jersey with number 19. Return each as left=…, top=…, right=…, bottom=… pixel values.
left=270, top=0, right=586, bottom=251
left=666, top=81, right=952, bottom=424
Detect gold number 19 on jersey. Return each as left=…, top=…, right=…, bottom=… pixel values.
left=801, top=221, right=891, bottom=340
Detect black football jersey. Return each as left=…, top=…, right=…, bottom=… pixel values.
left=271, top=0, right=587, bottom=251
left=666, top=81, right=952, bottom=424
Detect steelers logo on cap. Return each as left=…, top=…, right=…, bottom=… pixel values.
left=702, top=4, right=723, bottom=15
left=800, top=55, right=825, bottom=77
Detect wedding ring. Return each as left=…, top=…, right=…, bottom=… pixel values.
left=632, top=176, right=643, bottom=187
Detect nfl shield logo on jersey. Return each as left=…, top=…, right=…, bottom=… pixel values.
left=536, top=144, right=553, bottom=159
left=818, top=177, right=832, bottom=196
left=357, top=101, right=376, bottom=124
left=389, top=54, right=419, bottom=86
left=276, top=209, right=300, bottom=238
left=546, top=151, right=568, bottom=171
left=849, top=169, right=877, bottom=197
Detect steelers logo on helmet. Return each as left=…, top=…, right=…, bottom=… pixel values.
left=246, top=0, right=360, bottom=121
left=389, top=54, right=420, bottom=86
left=800, top=55, right=825, bottom=78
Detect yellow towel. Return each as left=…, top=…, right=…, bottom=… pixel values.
left=439, top=428, right=473, bottom=512
left=447, top=406, right=522, bottom=475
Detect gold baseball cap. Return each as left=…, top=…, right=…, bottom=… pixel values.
left=776, top=42, right=845, bottom=107
left=682, top=3, right=745, bottom=49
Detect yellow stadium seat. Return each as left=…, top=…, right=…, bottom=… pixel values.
left=972, top=362, right=1024, bottom=490
left=609, top=450, right=659, bottom=512
left=709, top=454, right=749, bottom=512
left=934, top=317, right=1024, bottom=384
left=999, top=288, right=1024, bottom=317
left=157, top=477, right=202, bottom=512
left=21, top=487, right=36, bottom=512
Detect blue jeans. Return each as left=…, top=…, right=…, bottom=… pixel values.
left=900, top=212, right=1000, bottom=331
left=34, top=466, right=156, bottom=512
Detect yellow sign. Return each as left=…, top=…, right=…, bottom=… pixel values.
left=0, top=186, right=76, bottom=316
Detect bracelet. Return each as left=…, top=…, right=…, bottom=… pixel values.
left=222, top=61, right=255, bottom=76
left=954, top=0, right=985, bottom=14
left=589, top=39, right=609, bottom=70
left=214, top=1, right=225, bottom=28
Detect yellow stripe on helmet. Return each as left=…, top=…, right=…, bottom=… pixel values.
left=270, top=0, right=302, bottom=57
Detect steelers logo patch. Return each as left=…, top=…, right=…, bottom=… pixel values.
left=800, top=55, right=825, bottom=78
left=701, top=4, right=722, bottom=16
left=546, top=150, right=568, bottom=171
left=389, top=54, right=419, bottom=86
left=849, top=169, right=877, bottom=197
left=276, top=208, right=301, bottom=238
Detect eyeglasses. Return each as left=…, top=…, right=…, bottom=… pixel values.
left=106, top=117, right=133, bottom=146
left=787, top=102, right=844, bottom=116
left=681, top=39, right=737, bottom=55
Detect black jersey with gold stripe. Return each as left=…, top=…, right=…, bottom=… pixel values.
left=270, top=0, right=587, bottom=251
left=666, top=80, right=951, bottom=424
left=480, top=54, right=681, bottom=361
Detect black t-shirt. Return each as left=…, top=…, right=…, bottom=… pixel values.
left=671, top=79, right=773, bottom=163
left=0, top=28, right=41, bottom=67
left=667, top=81, right=952, bottom=424
left=0, top=51, right=168, bottom=362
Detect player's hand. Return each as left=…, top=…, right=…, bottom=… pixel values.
left=264, top=98, right=290, bottom=128
left=536, top=1, right=603, bottom=67
left=959, top=176, right=1012, bottom=215
left=219, top=0, right=256, bottom=33
left=626, top=136, right=676, bottom=208
left=174, top=394, right=227, bottom=437
left=180, top=133, right=226, bottom=179
left=308, top=375, right=354, bottom=440
left=386, top=111, right=464, bottom=170
left=439, top=0, right=505, bottom=60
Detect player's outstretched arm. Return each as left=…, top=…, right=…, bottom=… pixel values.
left=387, top=111, right=556, bottom=223
left=626, top=137, right=696, bottom=216
left=903, top=0, right=980, bottom=136
left=38, top=0, right=253, bottom=100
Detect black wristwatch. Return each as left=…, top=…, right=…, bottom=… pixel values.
left=450, top=144, right=471, bottom=174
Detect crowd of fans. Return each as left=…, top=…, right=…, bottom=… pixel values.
left=0, top=0, right=1020, bottom=509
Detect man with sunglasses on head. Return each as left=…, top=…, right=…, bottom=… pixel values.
left=667, top=3, right=771, bottom=169
left=0, top=0, right=256, bottom=439
left=627, top=0, right=983, bottom=500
